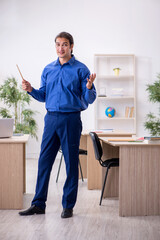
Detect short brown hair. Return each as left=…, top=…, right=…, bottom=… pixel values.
left=55, top=32, right=74, bottom=55
left=55, top=32, right=74, bottom=45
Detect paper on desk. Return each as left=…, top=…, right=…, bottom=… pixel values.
left=105, top=137, right=136, bottom=142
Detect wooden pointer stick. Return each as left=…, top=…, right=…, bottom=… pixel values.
left=16, top=64, right=25, bottom=80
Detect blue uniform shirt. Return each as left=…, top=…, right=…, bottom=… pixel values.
left=28, top=56, right=96, bottom=112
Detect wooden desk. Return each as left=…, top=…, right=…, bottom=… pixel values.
left=79, top=131, right=133, bottom=189
left=100, top=137, right=160, bottom=217
left=0, top=135, right=29, bottom=209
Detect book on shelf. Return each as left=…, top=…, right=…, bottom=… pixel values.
left=98, top=94, right=107, bottom=97
left=111, top=88, right=124, bottom=96
left=125, top=106, right=134, bottom=118
left=129, top=107, right=134, bottom=118
left=125, top=106, right=130, bottom=117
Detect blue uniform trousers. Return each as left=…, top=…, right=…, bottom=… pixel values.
left=32, top=111, right=82, bottom=210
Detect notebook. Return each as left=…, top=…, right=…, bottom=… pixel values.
left=0, top=118, right=14, bottom=138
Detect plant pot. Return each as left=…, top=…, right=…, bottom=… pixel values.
left=113, top=68, right=121, bottom=76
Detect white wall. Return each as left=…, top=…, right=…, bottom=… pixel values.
left=0, top=0, right=160, bottom=158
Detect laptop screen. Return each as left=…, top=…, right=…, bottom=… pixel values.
left=0, top=118, right=14, bottom=138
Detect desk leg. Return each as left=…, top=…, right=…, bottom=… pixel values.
left=119, top=145, right=160, bottom=217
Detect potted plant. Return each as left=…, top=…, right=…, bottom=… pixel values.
left=144, top=73, right=160, bottom=136
left=0, top=77, right=38, bottom=139
left=113, top=68, right=121, bottom=76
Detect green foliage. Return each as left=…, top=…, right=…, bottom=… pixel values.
left=0, top=108, right=12, bottom=118
left=0, top=77, right=38, bottom=139
left=15, top=109, right=38, bottom=140
left=144, top=113, right=160, bottom=136
left=146, top=73, right=160, bottom=103
left=144, top=74, right=160, bottom=136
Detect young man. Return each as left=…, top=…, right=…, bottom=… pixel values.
left=19, top=32, right=96, bottom=218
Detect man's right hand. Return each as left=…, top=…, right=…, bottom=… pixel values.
left=22, top=79, right=33, bottom=92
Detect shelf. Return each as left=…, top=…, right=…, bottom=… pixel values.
left=95, top=54, right=135, bottom=57
left=94, top=54, right=136, bottom=133
left=98, top=117, right=135, bottom=120
left=96, top=75, right=134, bottom=80
left=97, top=96, right=134, bottom=100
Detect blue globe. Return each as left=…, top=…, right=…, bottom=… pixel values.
left=105, top=107, right=115, bottom=118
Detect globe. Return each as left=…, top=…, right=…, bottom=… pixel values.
left=105, top=107, right=115, bottom=118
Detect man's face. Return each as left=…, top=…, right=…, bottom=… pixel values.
left=55, top=37, right=73, bottom=59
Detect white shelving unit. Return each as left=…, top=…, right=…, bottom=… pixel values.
left=94, top=54, right=136, bottom=134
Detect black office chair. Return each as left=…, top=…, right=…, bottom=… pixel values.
left=89, top=132, right=119, bottom=205
left=56, top=147, right=87, bottom=183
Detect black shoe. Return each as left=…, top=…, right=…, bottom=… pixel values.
left=61, top=208, right=73, bottom=218
left=19, top=205, right=45, bottom=216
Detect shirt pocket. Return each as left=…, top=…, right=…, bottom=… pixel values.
left=62, top=71, right=80, bottom=92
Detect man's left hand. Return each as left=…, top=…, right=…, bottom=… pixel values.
left=86, top=73, right=96, bottom=89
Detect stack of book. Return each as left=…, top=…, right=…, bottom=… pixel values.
left=143, top=136, right=160, bottom=144
left=111, top=88, right=124, bottom=97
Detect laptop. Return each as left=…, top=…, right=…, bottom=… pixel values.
left=0, top=118, right=14, bottom=138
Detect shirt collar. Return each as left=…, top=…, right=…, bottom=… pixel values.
left=68, top=55, right=75, bottom=65
left=54, top=55, right=75, bottom=66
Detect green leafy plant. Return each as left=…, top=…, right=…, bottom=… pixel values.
left=0, top=77, right=38, bottom=139
left=144, top=73, right=160, bottom=136
left=113, top=67, right=121, bottom=76
left=113, top=68, right=121, bottom=71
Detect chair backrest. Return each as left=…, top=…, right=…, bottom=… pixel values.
left=89, top=132, right=103, bottom=160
